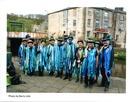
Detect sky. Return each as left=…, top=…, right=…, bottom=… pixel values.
left=0, top=0, right=126, bottom=15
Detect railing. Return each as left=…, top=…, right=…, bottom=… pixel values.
left=7, top=31, right=48, bottom=39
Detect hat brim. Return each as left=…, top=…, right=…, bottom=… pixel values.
left=95, top=42, right=100, bottom=44
left=77, top=40, right=83, bottom=43
left=28, top=42, right=33, bottom=44
left=41, top=41, right=46, bottom=43
left=68, top=37, right=73, bottom=39
left=50, top=39, right=55, bottom=41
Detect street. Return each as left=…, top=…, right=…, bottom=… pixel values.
left=7, top=57, right=126, bottom=93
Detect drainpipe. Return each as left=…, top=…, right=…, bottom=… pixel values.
left=67, top=9, right=68, bottom=35
left=83, top=7, right=86, bottom=45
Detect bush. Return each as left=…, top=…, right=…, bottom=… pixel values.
left=117, top=52, right=126, bottom=60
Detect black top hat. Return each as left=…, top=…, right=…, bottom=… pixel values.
left=77, top=40, right=84, bottom=43
left=102, top=37, right=110, bottom=41
left=68, top=33, right=73, bottom=39
left=22, top=38, right=27, bottom=42
left=86, top=38, right=94, bottom=43
left=63, top=34, right=68, bottom=39
left=58, top=37, right=63, bottom=42
left=28, top=40, right=33, bottom=44
left=95, top=40, right=100, bottom=44
left=41, top=38, right=46, bottom=43
left=49, top=36, right=55, bottom=41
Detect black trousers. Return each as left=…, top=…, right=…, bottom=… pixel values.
left=96, top=67, right=99, bottom=81
left=84, top=68, right=94, bottom=85
left=39, top=66, right=44, bottom=76
left=101, top=67, right=110, bottom=86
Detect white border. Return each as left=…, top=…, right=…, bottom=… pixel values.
left=0, top=0, right=131, bottom=102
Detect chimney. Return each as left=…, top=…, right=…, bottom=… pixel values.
left=115, top=7, right=123, bottom=11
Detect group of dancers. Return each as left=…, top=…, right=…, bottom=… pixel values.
left=18, top=34, right=114, bottom=91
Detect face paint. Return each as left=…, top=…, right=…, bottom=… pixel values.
left=69, top=38, right=73, bottom=43
left=95, top=44, right=99, bottom=48
left=103, top=41, right=109, bottom=46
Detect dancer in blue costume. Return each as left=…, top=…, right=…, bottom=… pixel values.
left=47, top=36, right=58, bottom=76
left=74, top=37, right=85, bottom=83
left=97, top=36, right=114, bottom=91
left=64, top=34, right=76, bottom=81
left=84, top=39, right=98, bottom=89
left=25, top=34, right=30, bottom=42
left=25, top=40, right=36, bottom=76
left=36, top=38, right=47, bottom=76
left=62, top=34, right=69, bottom=79
left=18, top=38, right=27, bottom=73
left=94, top=40, right=103, bottom=83
left=55, top=37, right=64, bottom=78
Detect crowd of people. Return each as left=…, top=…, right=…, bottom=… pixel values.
left=18, top=34, right=114, bottom=91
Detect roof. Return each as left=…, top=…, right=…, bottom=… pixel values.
left=93, top=7, right=126, bottom=14
left=48, top=7, right=126, bottom=15
left=9, top=20, right=23, bottom=24
left=48, top=7, right=79, bottom=15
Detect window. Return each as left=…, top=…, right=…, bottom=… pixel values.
left=63, top=20, right=66, bottom=27
left=120, top=14, right=124, bottom=20
left=95, top=19, right=99, bottom=27
left=73, top=20, right=76, bottom=26
left=104, top=12, right=108, bottom=18
left=87, top=31, right=90, bottom=38
left=73, top=9, right=76, bottom=16
left=88, top=9, right=91, bottom=15
left=87, top=19, right=91, bottom=26
left=104, top=21, right=108, bottom=28
left=73, top=31, right=76, bottom=37
left=63, top=11, right=66, bottom=18
left=119, top=23, right=123, bottom=30
left=116, top=35, right=119, bottom=41
left=63, top=31, right=65, bottom=34
left=96, top=11, right=100, bottom=17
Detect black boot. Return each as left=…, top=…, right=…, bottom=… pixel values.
left=104, top=86, right=109, bottom=91
left=55, top=71, right=60, bottom=77
left=60, top=70, right=63, bottom=78
left=63, top=73, right=68, bottom=80
left=69, top=73, right=72, bottom=81
left=84, top=84, right=88, bottom=88
left=75, top=77, right=79, bottom=83
left=80, top=76, right=83, bottom=84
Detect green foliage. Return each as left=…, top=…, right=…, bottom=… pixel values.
left=7, top=14, right=47, bottom=32
left=17, top=19, right=33, bottom=32
left=117, top=52, right=126, bottom=60
left=45, top=39, right=50, bottom=46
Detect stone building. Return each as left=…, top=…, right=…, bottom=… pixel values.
left=48, top=7, right=126, bottom=48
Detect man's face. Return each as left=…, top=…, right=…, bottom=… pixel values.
left=23, top=41, right=27, bottom=45
left=42, top=42, right=45, bottom=46
left=50, top=40, right=55, bottom=45
left=27, top=37, right=30, bottom=41
left=88, top=42, right=93, bottom=48
left=28, top=43, right=33, bottom=47
left=103, top=40, right=109, bottom=46
left=95, top=43, right=99, bottom=48
left=69, top=38, right=73, bottom=43
left=58, top=41, right=62, bottom=45
left=78, top=42, right=83, bottom=48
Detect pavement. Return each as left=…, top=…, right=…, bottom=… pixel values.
left=7, top=57, right=126, bottom=93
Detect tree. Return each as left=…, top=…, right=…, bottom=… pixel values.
left=17, top=19, right=33, bottom=32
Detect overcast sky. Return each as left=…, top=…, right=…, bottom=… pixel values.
left=1, top=0, right=126, bottom=15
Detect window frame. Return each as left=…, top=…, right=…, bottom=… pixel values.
left=88, top=8, right=92, bottom=15
left=73, top=20, right=76, bottom=26
left=73, top=31, right=76, bottom=37
left=95, top=19, right=99, bottom=27
left=87, top=19, right=91, bottom=26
